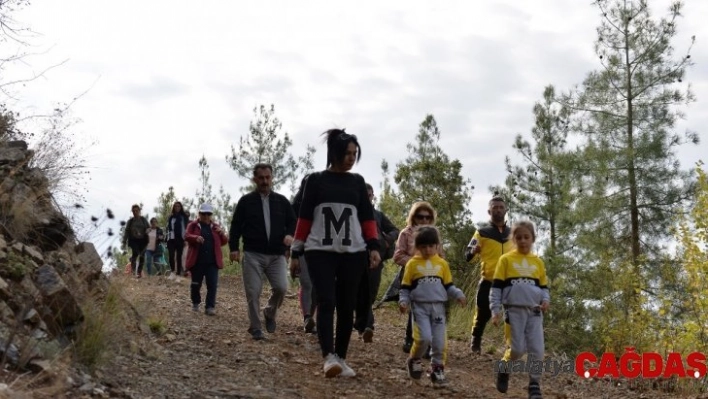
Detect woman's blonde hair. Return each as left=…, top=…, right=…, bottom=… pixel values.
left=406, top=201, right=437, bottom=227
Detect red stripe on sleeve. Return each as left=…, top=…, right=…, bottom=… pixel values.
left=361, top=220, right=378, bottom=241
left=294, top=218, right=313, bottom=241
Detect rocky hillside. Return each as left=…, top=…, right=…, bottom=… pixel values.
left=0, top=139, right=109, bottom=397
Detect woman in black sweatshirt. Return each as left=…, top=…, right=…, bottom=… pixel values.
left=290, top=129, right=381, bottom=378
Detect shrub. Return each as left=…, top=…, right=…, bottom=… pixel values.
left=72, top=281, right=124, bottom=370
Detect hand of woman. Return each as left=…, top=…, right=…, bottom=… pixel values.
left=369, top=250, right=381, bottom=269
left=289, top=257, right=301, bottom=278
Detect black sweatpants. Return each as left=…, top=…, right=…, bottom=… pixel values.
left=305, top=250, right=367, bottom=360
left=354, top=260, right=383, bottom=331
left=167, top=239, right=185, bottom=275
left=471, top=279, right=493, bottom=339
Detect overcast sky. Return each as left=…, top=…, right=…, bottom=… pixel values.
left=3, top=0, right=707, bottom=257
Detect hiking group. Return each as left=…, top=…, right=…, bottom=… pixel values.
left=121, top=128, right=549, bottom=398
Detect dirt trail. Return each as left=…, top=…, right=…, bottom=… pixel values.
left=89, top=274, right=685, bottom=399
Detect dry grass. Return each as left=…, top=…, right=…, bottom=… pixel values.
left=72, top=280, right=125, bottom=371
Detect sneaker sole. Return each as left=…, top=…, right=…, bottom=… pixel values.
left=324, top=364, right=343, bottom=378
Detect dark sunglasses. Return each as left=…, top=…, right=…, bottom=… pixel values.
left=414, top=214, right=432, bottom=220
left=199, top=212, right=213, bottom=216
left=338, top=133, right=357, bottom=141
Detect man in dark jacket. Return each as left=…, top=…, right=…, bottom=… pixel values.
left=354, top=183, right=399, bottom=342
left=229, top=163, right=297, bottom=341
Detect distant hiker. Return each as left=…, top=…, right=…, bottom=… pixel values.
left=393, top=201, right=444, bottom=354
left=289, top=129, right=381, bottom=378
left=185, top=203, right=229, bottom=316
left=291, top=174, right=318, bottom=334
left=144, top=217, right=164, bottom=276
left=166, top=201, right=189, bottom=276
left=122, top=204, right=150, bottom=278
left=399, top=227, right=466, bottom=387
left=465, top=195, right=513, bottom=354
left=229, top=163, right=296, bottom=341
left=491, top=220, right=549, bottom=399
left=354, top=183, right=399, bottom=343
left=181, top=210, right=191, bottom=276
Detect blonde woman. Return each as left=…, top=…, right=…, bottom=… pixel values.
left=393, top=201, right=445, bottom=353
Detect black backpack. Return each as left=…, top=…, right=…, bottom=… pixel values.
left=374, top=210, right=396, bottom=261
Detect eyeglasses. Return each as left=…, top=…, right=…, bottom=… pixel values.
left=338, top=133, right=357, bottom=141
left=414, top=214, right=432, bottom=221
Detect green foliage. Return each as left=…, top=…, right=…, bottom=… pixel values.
left=391, top=114, right=475, bottom=269
left=193, top=156, right=233, bottom=225
left=660, top=163, right=708, bottom=354
left=146, top=315, right=167, bottom=335
left=377, top=160, right=407, bottom=229
left=541, top=0, right=698, bottom=353
left=0, top=251, right=27, bottom=280
left=152, top=186, right=178, bottom=228
left=226, top=104, right=315, bottom=194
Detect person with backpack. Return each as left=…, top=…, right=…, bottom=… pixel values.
left=122, top=204, right=150, bottom=278
left=354, top=183, right=399, bottom=343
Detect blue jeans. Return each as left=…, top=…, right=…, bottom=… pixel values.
left=144, top=250, right=157, bottom=275
left=190, top=263, right=219, bottom=309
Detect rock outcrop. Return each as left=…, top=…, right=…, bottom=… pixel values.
left=0, top=139, right=108, bottom=372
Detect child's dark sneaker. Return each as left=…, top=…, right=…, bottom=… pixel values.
left=402, top=339, right=413, bottom=354
left=430, top=364, right=447, bottom=387
left=406, top=357, right=423, bottom=380
left=496, top=371, right=510, bottom=393
left=528, top=382, right=542, bottom=399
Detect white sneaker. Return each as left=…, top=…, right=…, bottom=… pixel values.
left=323, top=353, right=342, bottom=378
left=338, top=358, right=356, bottom=378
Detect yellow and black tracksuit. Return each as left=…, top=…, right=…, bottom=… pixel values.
left=467, top=223, right=513, bottom=349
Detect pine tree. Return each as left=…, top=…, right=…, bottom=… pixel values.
left=193, top=155, right=232, bottom=225
left=226, top=104, right=315, bottom=193
left=493, top=85, right=589, bottom=352
left=152, top=186, right=178, bottom=228
left=562, top=0, right=696, bottom=347
left=391, top=114, right=475, bottom=268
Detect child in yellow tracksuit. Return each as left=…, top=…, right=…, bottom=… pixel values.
left=490, top=221, right=549, bottom=399
left=399, top=227, right=466, bottom=387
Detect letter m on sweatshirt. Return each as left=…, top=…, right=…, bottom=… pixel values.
left=322, top=206, right=352, bottom=246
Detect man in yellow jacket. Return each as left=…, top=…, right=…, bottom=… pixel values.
left=465, top=196, right=514, bottom=354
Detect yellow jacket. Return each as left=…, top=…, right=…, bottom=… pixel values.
left=467, top=223, right=514, bottom=281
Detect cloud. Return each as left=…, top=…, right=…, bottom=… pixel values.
left=112, top=76, right=190, bottom=104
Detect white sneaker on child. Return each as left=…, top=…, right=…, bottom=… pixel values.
left=323, top=353, right=342, bottom=378
left=338, top=357, right=356, bottom=378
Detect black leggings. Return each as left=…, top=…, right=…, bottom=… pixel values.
left=305, top=251, right=367, bottom=360
left=167, top=239, right=185, bottom=275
